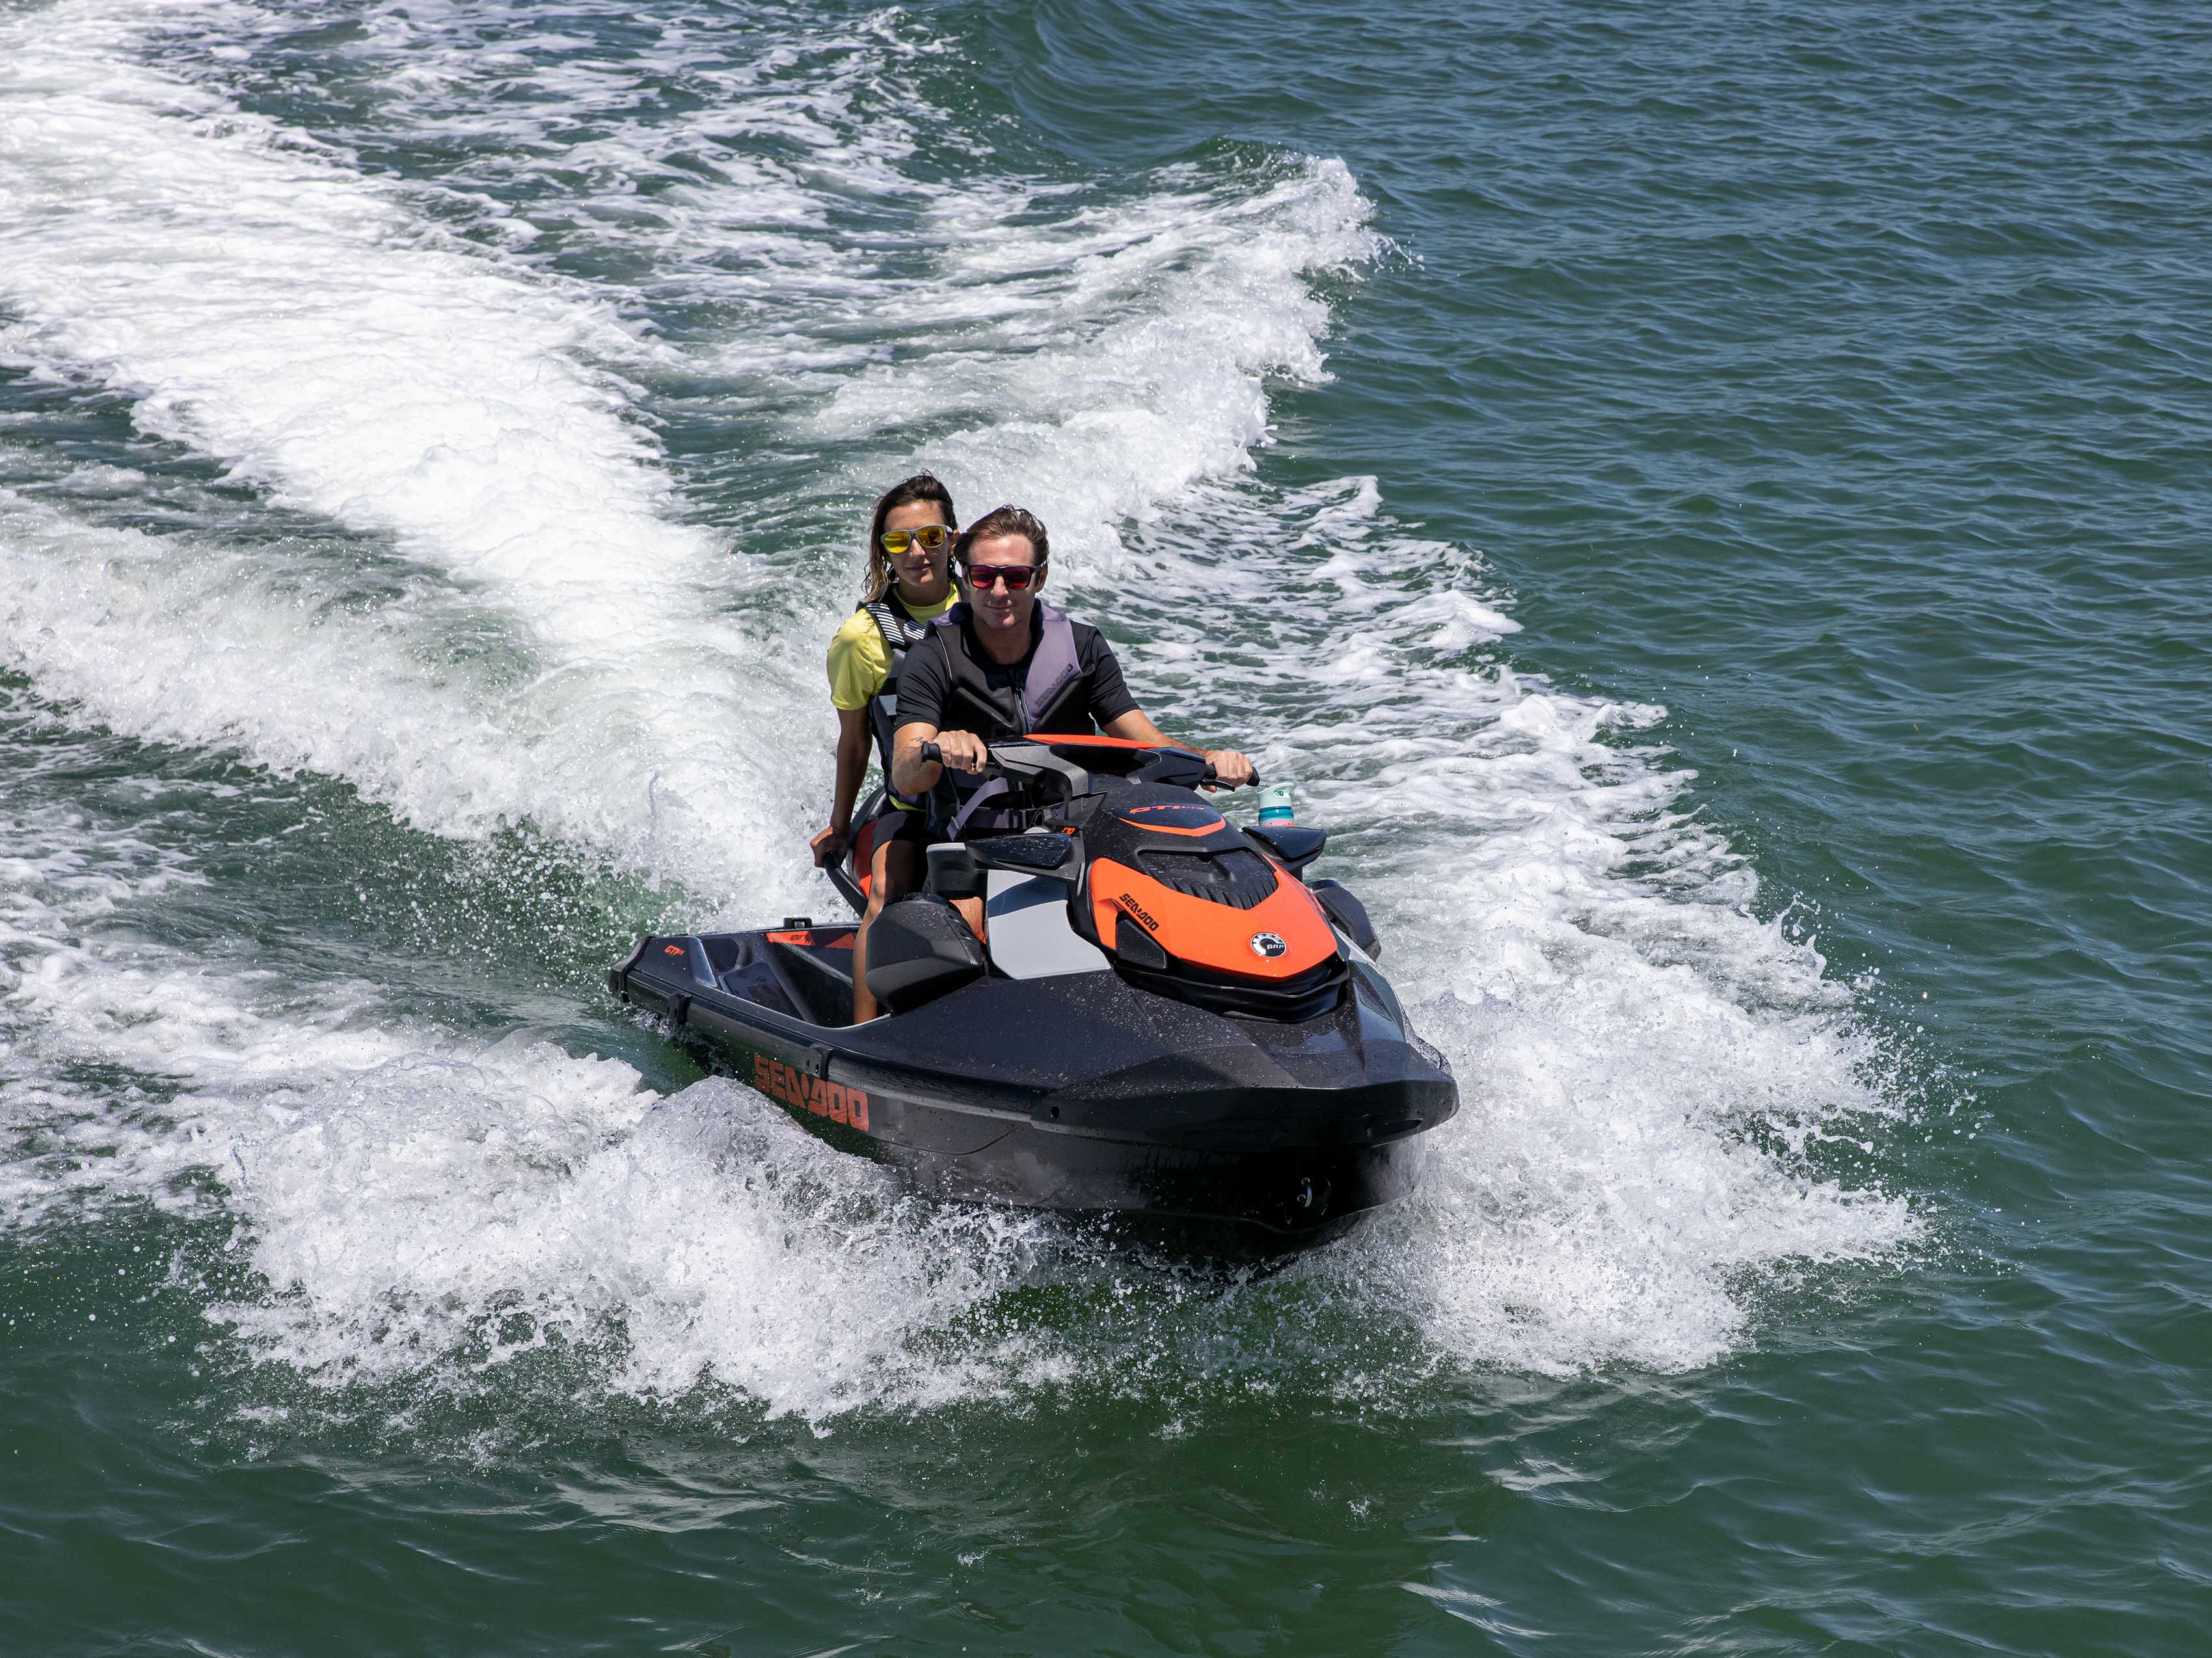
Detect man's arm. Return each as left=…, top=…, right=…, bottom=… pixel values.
left=1101, top=708, right=1180, bottom=750
left=889, top=632, right=949, bottom=797
left=894, top=721, right=993, bottom=794
left=1101, top=709, right=1256, bottom=788
left=892, top=721, right=942, bottom=797
left=1082, top=630, right=1255, bottom=788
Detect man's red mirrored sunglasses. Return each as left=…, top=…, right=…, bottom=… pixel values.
left=964, top=563, right=1041, bottom=591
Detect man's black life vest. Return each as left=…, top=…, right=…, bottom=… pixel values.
left=920, top=602, right=1086, bottom=835
left=861, top=595, right=939, bottom=810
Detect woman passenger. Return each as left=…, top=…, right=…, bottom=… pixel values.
left=811, top=474, right=960, bottom=1022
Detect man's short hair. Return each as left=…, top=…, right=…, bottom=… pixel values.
left=954, top=505, right=1049, bottom=566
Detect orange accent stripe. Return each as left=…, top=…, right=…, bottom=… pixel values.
left=1030, top=733, right=1161, bottom=750
left=766, top=929, right=858, bottom=948
left=1115, top=818, right=1223, bottom=839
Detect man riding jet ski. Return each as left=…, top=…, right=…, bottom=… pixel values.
left=891, top=503, right=1257, bottom=810
left=607, top=507, right=1457, bottom=1252
left=880, top=503, right=1255, bottom=1014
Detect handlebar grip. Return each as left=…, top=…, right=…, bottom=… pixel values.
left=919, top=740, right=942, bottom=764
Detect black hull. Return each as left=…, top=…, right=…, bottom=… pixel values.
left=611, top=933, right=1456, bottom=1257
left=878, top=1119, right=1432, bottom=1255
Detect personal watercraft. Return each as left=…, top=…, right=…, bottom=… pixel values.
left=606, top=735, right=1456, bottom=1253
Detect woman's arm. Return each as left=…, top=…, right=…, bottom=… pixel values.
left=812, top=708, right=875, bottom=865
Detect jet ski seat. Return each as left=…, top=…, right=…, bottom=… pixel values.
left=684, top=933, right=805, bottom=1022
left=763, top=927, right=859, bottom=1026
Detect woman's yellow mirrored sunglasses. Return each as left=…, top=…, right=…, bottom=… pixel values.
left=880, top=525, right=952, bottom=554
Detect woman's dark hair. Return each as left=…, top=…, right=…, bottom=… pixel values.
left=954, top=504, right=1049, bottom=568
left=865, top=473, right=957, bottom=601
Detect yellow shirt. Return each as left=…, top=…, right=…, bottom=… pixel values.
left=826, top=590, right=958, bottom=711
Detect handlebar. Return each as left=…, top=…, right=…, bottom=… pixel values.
left=1198, top=764, right=1262, bottom=790
left=918, top=737, right=1017, bottom=782
left=917, top=738, right=993, bottom=777
left=921, top=737, right=1254, bottom=789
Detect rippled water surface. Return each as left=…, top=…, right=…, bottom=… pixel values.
left=3, top=0, right=2207, bottom=1651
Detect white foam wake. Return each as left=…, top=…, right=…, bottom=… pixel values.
left=259, top=0, right=1386, bottom=561
left=816, top=157, right=1382, bottom=559
left=0, top=1, right=823, bottom=898
left=0, top=490, right=502, bottom=831
left=1083, top=477, right=1917, bottom=1374
left=0, top=779, right=1065, bottom=1417
left=0, top=0, right=701, bottom=651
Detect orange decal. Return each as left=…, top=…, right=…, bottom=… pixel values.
left=749, top=1051, right=869, bottom=1132
left=766, top=928, right=859, bottom=948
left=1090, top=856, right=1335, bottom=981
left=663, top=944, right=686, bottom=956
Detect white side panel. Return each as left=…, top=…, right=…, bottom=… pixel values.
left=986, top=870, right=1110, bottom=979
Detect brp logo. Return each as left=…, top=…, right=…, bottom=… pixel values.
left=1249, top=932, right=1288, bottom=958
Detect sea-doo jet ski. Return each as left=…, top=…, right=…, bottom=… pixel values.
left=606, top=734, right=1456, bottom=1252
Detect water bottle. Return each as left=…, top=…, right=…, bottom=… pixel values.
left=1257, top=781, right=1295, bottom=827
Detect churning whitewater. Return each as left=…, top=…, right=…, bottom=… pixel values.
left=0, top=0, right=1915, bottom=1419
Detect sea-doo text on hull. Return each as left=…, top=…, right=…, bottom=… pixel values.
left=607, top=736, right=1456, bottom=1252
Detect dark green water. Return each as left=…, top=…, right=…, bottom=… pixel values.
left=3, top=0, right=2207, bottom=1651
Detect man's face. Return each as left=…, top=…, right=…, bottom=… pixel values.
left=962, top=532, right=1044, bottom=638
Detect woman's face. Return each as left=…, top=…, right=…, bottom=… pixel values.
left=882, top=501, right=952, bottom=592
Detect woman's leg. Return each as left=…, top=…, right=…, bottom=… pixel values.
left=851, top=831, right=921, bottom=1023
